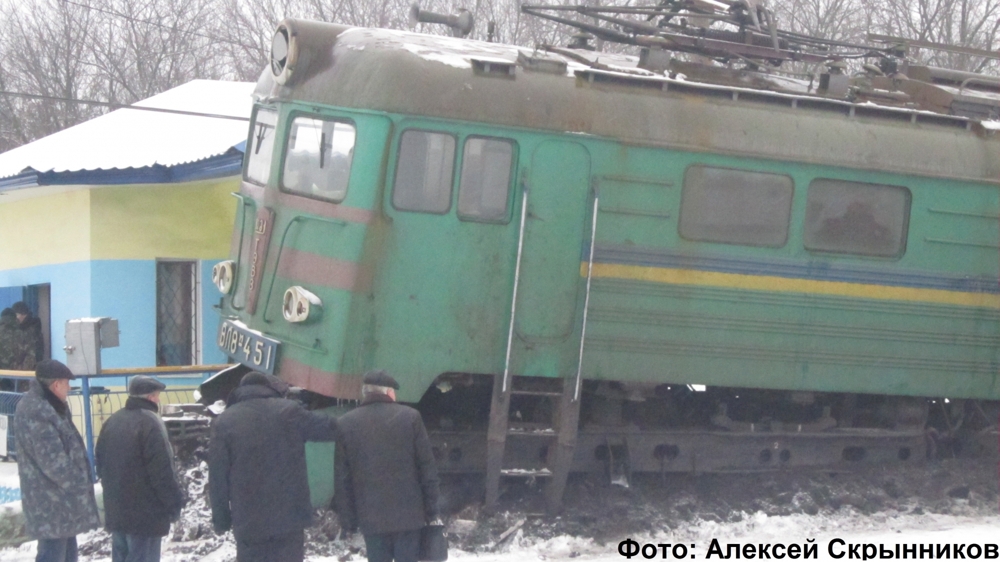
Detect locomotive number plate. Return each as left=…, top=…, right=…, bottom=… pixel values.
left=217, top=319, right=280, bottom=375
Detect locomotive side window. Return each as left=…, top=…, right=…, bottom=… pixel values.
left=245, top=108, right=278, bottom=185
left=679, top=165, right=794, bottom=247
left=804, top=179, right=910, bottom=257
left=393, top=130, right=456, bottom=213
left=281, top=117, right=356, bottom=202
left=458, top=137, right=514, bottom=222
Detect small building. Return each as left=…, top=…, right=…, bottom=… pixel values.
left=0, top=80, right=254, bottom=384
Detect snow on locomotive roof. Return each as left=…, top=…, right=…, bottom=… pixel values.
left=337, top=26, right=632, bottom=77
left=257, top=20, right=1000, bottom=184
left=0, top=80, right=254, bottom=181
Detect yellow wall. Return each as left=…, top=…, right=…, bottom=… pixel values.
left=0, top=189, right=92, bottom=269
left=90, top=178, right=239, bottom=260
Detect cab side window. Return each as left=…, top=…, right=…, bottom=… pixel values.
left=244, top=108, right=278, bottom=186
left=804, top=179, right=910, bottom=257
left=458, top=137, right=514, bottom=222
left=281, top=116, right=355, bottom=202
left=679, top=165, right=794, bottom=247
left=393, top=130, right=456, bottom=213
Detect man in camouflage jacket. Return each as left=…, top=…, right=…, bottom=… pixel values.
left=0, top=307, right=36, bottom=372
left=0, top=308, right=22, bottom=370
left=14, top=360, right=101, bottom=562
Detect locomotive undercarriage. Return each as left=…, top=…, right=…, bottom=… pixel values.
left=418, top=374, right=998, bottom=482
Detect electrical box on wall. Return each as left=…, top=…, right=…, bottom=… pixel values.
left=64, top=318, right=120, bottom=375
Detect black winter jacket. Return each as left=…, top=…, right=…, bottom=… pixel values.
left=333, top=394, right=440, bottom=535
left=96, top=396, right=185, bottom=537
left=208, top=384, right=337, bottom=540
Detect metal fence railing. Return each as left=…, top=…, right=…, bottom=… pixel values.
left=0, top=365, right=230, bottom=470
left=0, top=392, right=24, bottom=460
left=69, top=387, right=203, bottom=446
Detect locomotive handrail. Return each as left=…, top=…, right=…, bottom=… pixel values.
left=503, top=181, right=530, bottom=393
left=228, top=192, right=257, bottom=312
left=575, top=186, right=599, bottom=401
left=262, top=214, right=348, bottom=326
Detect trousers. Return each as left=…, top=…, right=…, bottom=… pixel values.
left=111, top=532, right=162, bottom=562
left=364, top=529, right=421, bottom=562
left=235, top=529, right=305, bottom=562
left=35, top=537, right=78, bottom=562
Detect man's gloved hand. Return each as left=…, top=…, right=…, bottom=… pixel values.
left=428, top=517, right=444, bottom=527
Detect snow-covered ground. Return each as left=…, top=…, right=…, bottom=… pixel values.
left=1, top=511, right=998, bottom=561
left=1, top=454, right=996, bottom=562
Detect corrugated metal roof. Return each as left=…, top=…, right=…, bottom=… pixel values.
left=0, top=80, right=254, bottom=181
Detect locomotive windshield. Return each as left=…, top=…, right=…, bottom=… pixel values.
left=245, top=108, right=278, bottom=185
left=281, top=116, right=356, bottom=202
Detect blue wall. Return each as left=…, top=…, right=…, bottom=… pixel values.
left=0, top=259, right=224, bottom=387
left=0, top=262, right=94, bottom=361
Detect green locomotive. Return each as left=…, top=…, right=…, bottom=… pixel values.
left=209, top=13, right=1000, bottom=511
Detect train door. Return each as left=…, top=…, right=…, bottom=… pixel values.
left=512, top=140, right=592, bottom=377
left=375, top=124, right=525, bottom=398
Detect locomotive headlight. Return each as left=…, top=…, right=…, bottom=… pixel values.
left=212, top=261, right=235, bottom=294
left=282, top=286, right=323, bottom=323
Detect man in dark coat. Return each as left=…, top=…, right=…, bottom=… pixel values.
left=334, top=371, right=441, bottom=562
left=96, top=375, right=186, bottom=562
left=14, top=360, right=101, bottom=562
left=12, top=301, right=44, bottom=365
left=208, top=372, right=337, bottom=562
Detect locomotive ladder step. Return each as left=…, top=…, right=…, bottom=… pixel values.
left=500, top=468, right=553, bottom=477
left=485, top=375, right=582, bottom=515
left=507, top=427, right=557, bottom=437
left=509, top=390, right=563, bottom=397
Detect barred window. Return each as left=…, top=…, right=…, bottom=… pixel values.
left=679, top=165, right=794, bottom=247
left=392, top=130, right=456, bottom=213
left=458, top=137, right=514, bottom=221
left=804, top=179, right=910, bottom=257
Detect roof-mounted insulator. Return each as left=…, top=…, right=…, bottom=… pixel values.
left=568, top=32, right=596, bottom=51
left=409, top=3, right=474, bottom=38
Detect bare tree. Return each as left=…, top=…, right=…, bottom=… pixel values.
left=866, top=0, right=1000, bottom=72
left=0, top=0, right=103, bottom=147
left=87, top=0, right=227, bottom=105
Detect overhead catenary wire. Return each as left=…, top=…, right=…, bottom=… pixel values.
left=0, top=91, right=250, bottom=122
left=522, top=3, right=895, bottom=62
left=59, top=0, right=252, bottom=48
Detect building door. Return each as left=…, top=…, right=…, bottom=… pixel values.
left=156, top=260, right=199, bottom=366
left=25, top=284, right=50, bottom=361
left=0, top=284, right=50, bottom=361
